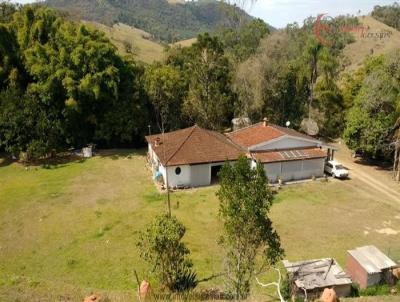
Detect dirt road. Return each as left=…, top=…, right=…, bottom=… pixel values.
left=333, top=141, right=400, bottom=209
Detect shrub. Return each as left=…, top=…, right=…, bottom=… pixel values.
left=359, top=284, right=390, bottom=296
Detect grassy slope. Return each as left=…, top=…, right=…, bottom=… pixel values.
left=173, top=37, right=197, bottom=48
left=1, top=151, right=400, bottom=300
left=342, top=16, right=400, bottom=72
left=83, top=21, right=166, bottom=64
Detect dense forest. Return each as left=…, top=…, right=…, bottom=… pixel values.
left=45, top=0, right=265, bottom=42
left=0, top=2, right=399, bottom=163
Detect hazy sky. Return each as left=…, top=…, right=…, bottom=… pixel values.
left=10, top=0, right=397, bottom=28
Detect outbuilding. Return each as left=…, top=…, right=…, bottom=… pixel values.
left=283, top=258, right=352, bottom=300
left=346, top=245, right=398, bottom=288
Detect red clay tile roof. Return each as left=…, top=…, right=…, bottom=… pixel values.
left=145, top=125, right=244, bottom=166
left=251, top=148, right=327, bottom=163
left=226, top=122, right=319, bottom=148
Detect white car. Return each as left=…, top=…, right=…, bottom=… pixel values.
left=325, top=160, right=349, bottom=179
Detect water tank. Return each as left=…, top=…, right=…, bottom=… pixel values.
left=232, top=117, right=251, bottom=131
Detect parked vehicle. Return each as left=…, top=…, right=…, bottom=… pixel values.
left=325, top=160, right=349, bottom=179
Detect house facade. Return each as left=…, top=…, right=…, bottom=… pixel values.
left=226, top=120, right=326, bottom=183
left=146, top=119, right=328, bottom=188
left=146, top=125, right=242, bottom=188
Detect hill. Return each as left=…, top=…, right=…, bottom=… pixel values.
left=342, top=16, right=400, bottom=72
left=45, top=0, right=253, bottom=43
left=83, top=21, right=165, bottom=63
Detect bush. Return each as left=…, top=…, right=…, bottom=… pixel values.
left=349, top=283, right=360, bottom=297
left=359, top=284, right=390, bottom=296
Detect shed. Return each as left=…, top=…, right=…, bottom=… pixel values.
left=283, top=258, right=352, bottom=300
left=346, top=245, right=398, bottom=288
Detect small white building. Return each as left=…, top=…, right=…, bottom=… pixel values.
left=146, top=119, right=328, bottom=188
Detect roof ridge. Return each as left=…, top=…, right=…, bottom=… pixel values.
left=268, top=123, right=287, bottom=136
left=226, top=122, right=263, bottom=135
left=206, top=128, right=246, bottom=152
left=145, top=126, right=192, bottom=140
left=164, top=125, right=197, bottom=165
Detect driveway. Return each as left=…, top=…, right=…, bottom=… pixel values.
left=332, top=141, right=400, bottom=209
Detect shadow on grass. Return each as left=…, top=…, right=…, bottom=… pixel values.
left=353, top=157, right=393, bottom=172
left=0, top=154, right=15, bottom=168
left=95, top=148, right=146, bottom=160
left=0, top=148, right=147, bottom=169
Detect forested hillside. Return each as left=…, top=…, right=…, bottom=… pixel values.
left=45, top=0, right=257, bottom=42
left=0, top=4, right=149, bottom=159
left=1, top=2, right=399, bottom=163
left=372, top=2, right=400, bottom=31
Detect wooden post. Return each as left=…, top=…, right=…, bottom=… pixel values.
left=394, top=145, right=398, bottom=180
left=395, top=141, right=400, bottom=182
left=162, top=129, right=172, bottom=217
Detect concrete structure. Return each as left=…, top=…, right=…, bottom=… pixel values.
left=146, top=119, right=329, bottom=188
left=346, top=245, right=398, bottom=288
left=283, top=258, right=352, bottom=300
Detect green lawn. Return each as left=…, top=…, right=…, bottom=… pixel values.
left=0, top=150, right=399, bottom=301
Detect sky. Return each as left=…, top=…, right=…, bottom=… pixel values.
left=11, top=0, right=397, bottom=28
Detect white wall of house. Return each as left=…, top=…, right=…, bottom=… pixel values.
left=250, top=136, right=321, bottom=151
left=149, top=143, right=325, bottom=187
left=164, top=165, right=192, bottom=187
left=165, top=161, right=235, bottom=188
left=262, top=158, right=325, bottom=183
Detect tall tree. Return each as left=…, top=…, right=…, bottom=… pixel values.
left=144, top=64, right=186, bottom=133
left=343, top=53, right=400, bottom=158
left=183, top=33, right=235, bottom=130
left=217, top=156, right=283, bottom=299
left=137, top=215, right=197, bottom=292
left=0, top=5, right=148, bottom=158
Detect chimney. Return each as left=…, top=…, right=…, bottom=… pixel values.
left=154, top=137, right=161, bottom=147
left=263, top=117, right=269, bottom=127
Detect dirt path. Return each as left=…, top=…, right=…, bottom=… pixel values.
left=333, top=141, right=400, bottom=208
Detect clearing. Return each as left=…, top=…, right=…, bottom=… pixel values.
left=83, top=22, right=166, bottom=64
left=0, top=146, right=399, bottom=301
left=342, top=16, right=400, bottom=73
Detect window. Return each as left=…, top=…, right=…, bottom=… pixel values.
left=175, top=167, right=181, bottom=175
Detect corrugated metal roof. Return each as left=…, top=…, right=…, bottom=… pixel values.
left=283, top=258, right=352, bottom=291
left=348, top=245, right=397, bottom=274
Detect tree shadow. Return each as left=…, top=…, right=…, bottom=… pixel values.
left=0, top=148, right=147, bottom=170
left=95, top=148, right=147, bottom=160
left=354, top=158, right=393, bottom=172
left=0, top=154, right=15, bottom=168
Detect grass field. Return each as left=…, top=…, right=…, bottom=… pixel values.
left=342, top=16, right=400, bottom=73
left=1, top=150, right=400, bottom=301
left=84, top=22, right=166, bottom=64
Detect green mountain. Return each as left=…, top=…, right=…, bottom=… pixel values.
left=45, top=0, right=256, bottom=42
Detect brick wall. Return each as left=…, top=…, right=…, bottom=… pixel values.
left=346, top=254, right=368, bottom=288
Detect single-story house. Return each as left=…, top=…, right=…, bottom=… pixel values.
left=283, top=258, right=353, bottom=299
left=346, top=245, right=398, bottom=288
left=226, top=119, right=327, bottom=183
left=145, top=119, right=329, bottom=188
left=145, top=125, right=243, bottom=188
